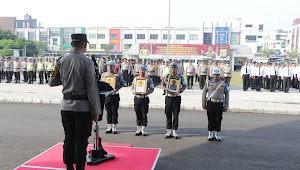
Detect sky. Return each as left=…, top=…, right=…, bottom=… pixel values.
left=1, top=0, right=299, bottom=33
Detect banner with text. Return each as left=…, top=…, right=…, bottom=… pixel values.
left=139, top=44, right=230, bottom=57
left=215, top=27, right=229, bottom=45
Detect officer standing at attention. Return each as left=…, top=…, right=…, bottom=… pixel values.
left=240, top=61, right=250, bottom=91
left=13, top=57, right=21, bottom=83
left=198, top=60, right=208, bottom=89
left=223, top=62, right=232, bottom=86
left=185, top=60, right=196, bottom=89
left=147, top=61, right=156, bottom=87
left=121, top=58, right=129, bottom=86
left=131, top=65, right=154, bottom=136
left=4, top=57, right=13, bottom=83
left=44, top=57, right=49, bottom=83
left=101, top=61, right=125, bottom=134
left=49, top=34, right=101, bottom=170
left=0, top=57, right=3, bottom=83
left=134, top=59, right=142, bottom=77
left=37, top=57, right=45, bottom=84
left=202, top=68, right=229, bottom=141
left=162, top=62, right=187, bottom=139
left=21, top=58, right=28, bottom=82
left=27, top=58, right=35, bottom=84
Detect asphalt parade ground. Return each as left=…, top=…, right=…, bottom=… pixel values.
left=1, top=103, right=300, bottom=170
left=1, top=83, right=300, bottom=115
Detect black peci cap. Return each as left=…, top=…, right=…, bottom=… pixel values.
left=71, top=34, right=89, bottom=43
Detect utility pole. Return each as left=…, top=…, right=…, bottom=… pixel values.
left=167, top=0, right=171, bottom=61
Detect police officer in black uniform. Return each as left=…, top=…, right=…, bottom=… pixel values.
left=49, top=34, right=101, bottom=170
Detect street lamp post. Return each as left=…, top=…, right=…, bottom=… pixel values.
left=167, top=0, right=171, bottom=61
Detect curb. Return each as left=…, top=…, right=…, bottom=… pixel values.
left=0, top=97, right=299, bottom=116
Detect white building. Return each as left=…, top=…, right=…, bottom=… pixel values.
left=290, top=18, right=300, bottom=53
left=264, top=29, right=289, bottom=56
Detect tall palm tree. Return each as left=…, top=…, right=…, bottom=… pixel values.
left=102, top=44, right=112, bottom=58
left=259, top=48, right=276, bottom=58
left=284, top=49, right=300, bottom=64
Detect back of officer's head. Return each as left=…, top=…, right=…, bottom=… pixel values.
left=71, top=34, right=88, bottom=51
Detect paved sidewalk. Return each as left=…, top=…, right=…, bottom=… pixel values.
left=0, top=82, right=299, bottom=115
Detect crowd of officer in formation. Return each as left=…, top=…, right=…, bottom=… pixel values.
left=0, top=56, right=57, bottom=84
left=92, top=57, right=230, bottom=141
left=241, top=61, right=300, bottom=93
left=95, top=57, right=232, bottom=89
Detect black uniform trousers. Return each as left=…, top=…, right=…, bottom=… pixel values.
left=34, top=71, right=36, bottom=81
left=38, top=71, right=44, bottom=84
left=242, top=74, right=249, bottom=90
left=0, top=71, right=2, bottom=82
left=45, top=71, right=51, bottom=83
left=122, top=70, right=129, bottom=86
left=105, top=94, right=120, bottom=124
left=199, top=75, right=207, bottom=89
left=23, top=71, right=28, bottom=82
left=6, top=71, right=12, bottom=82
left=269, top=75, right=277, bottom=92
left=296, top=75, right=299, bottom=89
left=187, top=75, right=194, bottom=88
left=165, top=96, right=181, bottom=130
left=207, top=101, right=223, bottom=132
left=283, top=77, right=291, bottom=92
left=28, top=71, right=34, bottom=83
left=255, top=76, right=262, bottom=91
left=195, top=74, right=199, bottom=82
left=61, top=110, right=92, bottom=167
left=134, top=96, right=149, bottom=126
left=265, top=76, right=270, bottom=90
left=291, top=76, right=295, bottom=88
left=149, top=75, right=155, bottom=87
left=277, top=76, right=283, bottom=90
left=224, top=77, right=231, bottom=86
left=14, top=72, right=20, bottom=82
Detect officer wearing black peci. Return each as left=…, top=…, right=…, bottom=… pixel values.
left=49, top=34, right=101, bottom=170
left=202, top=67, right=229, bottom=141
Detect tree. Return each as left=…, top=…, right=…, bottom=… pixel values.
left=35, top=41, right=48, bottom=57
left=102, top=44, right=112, bottom=58
left=57, top=46, right=67, bottom=56
left=0, top=28, right=17, bottom=40
left=259, top=48, right=276, bottom=58
left=284, top=49, right=300, bottom=63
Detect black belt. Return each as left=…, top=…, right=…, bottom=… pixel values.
left=63, top=94, right=88, bottom=100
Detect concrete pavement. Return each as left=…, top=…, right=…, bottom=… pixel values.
left=0, top=82, right=299, bottom=115
left=1, top=104, right=300, bottom=170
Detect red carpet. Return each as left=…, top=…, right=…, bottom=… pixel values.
left=15, top=143, right=161, bottom=170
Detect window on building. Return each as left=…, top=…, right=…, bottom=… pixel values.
left=110, top=34, right=118, bottom=39
left=258, top=36, right=263, bottom=38
left=150, top=34, right=158, bottom=40
left=124, top=34, right=132, bottom=39
left=259, top=25, right=264, bottom=31
left=39, top=32, right=47, bottom=42
left=163, top=34, right=171, bottom=40
left=203, top=33, right=212, bottom=44
left=110, top=44, right=117, bottom=50
left=50, top=31, right=60, bottom=36
left=97, top=34, right=105, bottom=39
left=137, top=34, right=145, bottom=39
left=231, top=32, right=240, bottom=45
left=281, top=42, right=286, bottom=48
left=89, top=33, right=96, bottom=39
left=17, top=32, right=24, bottom=37
left=28, top=32, right=35, bottom=40
left=257, top=46, right=262, bottom=53
left=245, top=24, right=253, bottom=28
left=190, top=34, right=198, bottom=40
left=124, top=44, right=132, bottom=50
left=176, top=34, right=185, bottom=40
left=245, top=35, right=257, bottom=41
left=89, top=44, right=96, bottom=49
left=53, top=38, right=57, bottom=45
left=62, top=28, right=75, bottom=45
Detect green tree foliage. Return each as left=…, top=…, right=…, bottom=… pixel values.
left=0, top=28, right=41, bottom=57
left=259, top=48, right=276, bottom=58
left=57, top=46, right=67, bottom=56
left=102, top=44, right=112, bottom=58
